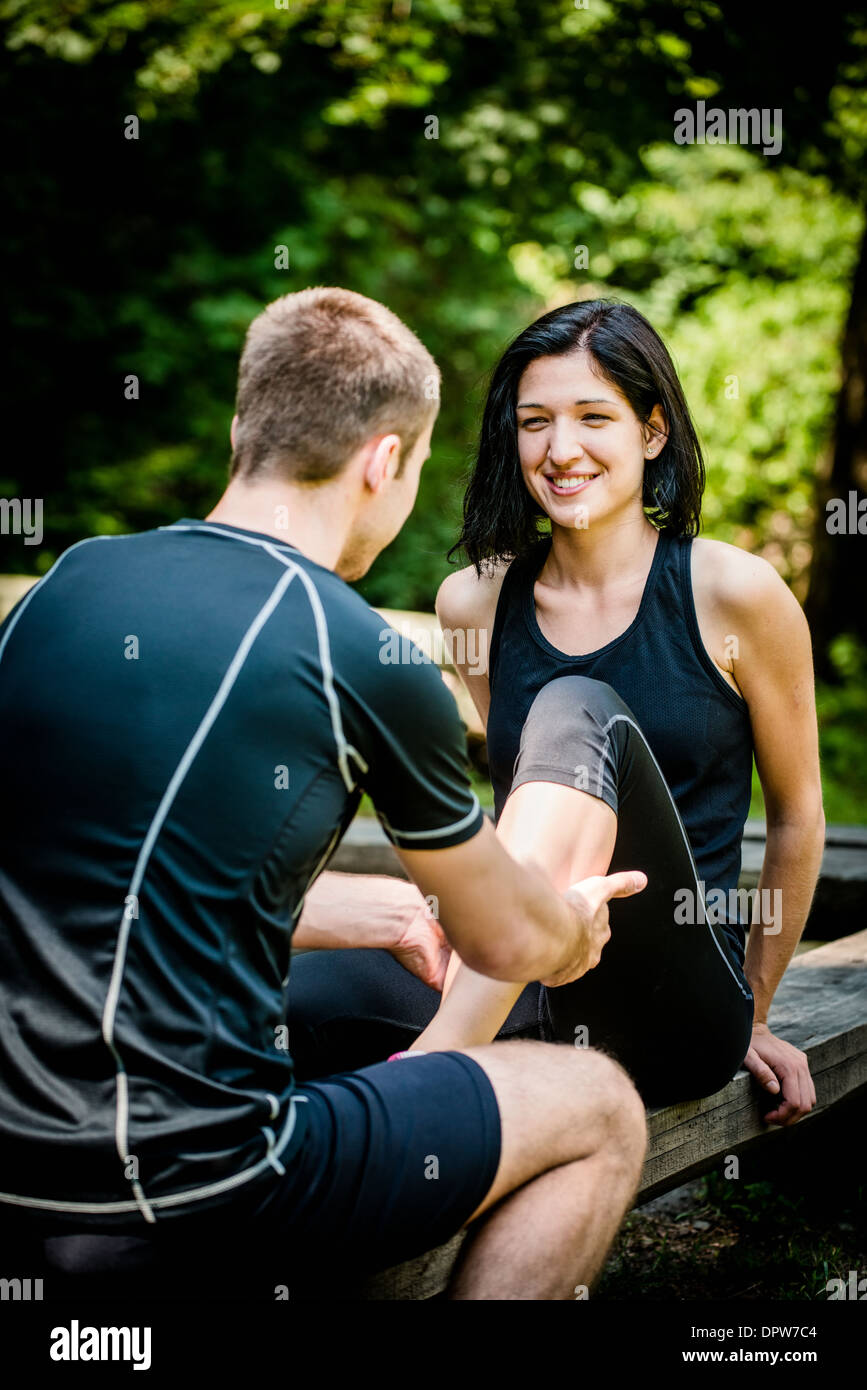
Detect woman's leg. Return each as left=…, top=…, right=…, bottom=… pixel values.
left=503, top=674, right=754, bottom=1105
left=288, top=673, right=753, bottom=1099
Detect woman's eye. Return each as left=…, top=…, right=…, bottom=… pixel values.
left=519, top=413, right=609, bottom=427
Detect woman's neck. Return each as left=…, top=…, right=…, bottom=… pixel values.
left=543, top=509, right=661, bottom=593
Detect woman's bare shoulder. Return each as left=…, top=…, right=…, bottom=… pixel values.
left=690, top=536, right=805, bottom=649
left=690, top=536, right=790, bottom=607
left=435, top=558, right=513, bottom=631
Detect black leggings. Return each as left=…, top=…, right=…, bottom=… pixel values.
left=287, top=676, right=755, bottom=1106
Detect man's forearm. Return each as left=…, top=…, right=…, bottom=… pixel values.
left=743, top=815, right=825, bottom=1022
left=395, top=819, right=625, bottom=985
left=293, top=871, right=429, bottom=951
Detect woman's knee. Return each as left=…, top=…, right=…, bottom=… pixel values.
left=524, top=674, right=629, bottom=728
left=514, top=676, right=634, bottom=807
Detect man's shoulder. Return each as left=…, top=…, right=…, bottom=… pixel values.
left=332, top=599, right=449, bottom=706
left=296, top=590, right=459, bottom=746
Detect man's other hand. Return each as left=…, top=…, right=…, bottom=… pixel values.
left=386, top=891, right=451, bottom=992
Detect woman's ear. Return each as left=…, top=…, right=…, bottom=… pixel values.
left=644, top=406, right=669, bottom=457
left=230, top=414, right=239, bottom=451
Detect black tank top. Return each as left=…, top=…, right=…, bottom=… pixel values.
left=487, top=530, right=754, bottom=950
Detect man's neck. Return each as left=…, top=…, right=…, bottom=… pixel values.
left=206, top=476, right=352, bottom=572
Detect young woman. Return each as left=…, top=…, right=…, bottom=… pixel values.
left=288, top=299, right=824, bottom=1118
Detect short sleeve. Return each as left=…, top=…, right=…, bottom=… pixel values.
left=338, top=630, right=486, bottom=851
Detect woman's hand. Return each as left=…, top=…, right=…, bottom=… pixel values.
left=744, top=1022, right=816, bottom=1125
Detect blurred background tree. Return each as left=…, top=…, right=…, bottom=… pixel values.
left=1, top=0, right=864, bottom=814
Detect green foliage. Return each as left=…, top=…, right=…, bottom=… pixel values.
left=2, top=0, right=862, bottom=587
left=1, top=0, right=865, bottom=822
left=814, top=638, right=867, bottom=824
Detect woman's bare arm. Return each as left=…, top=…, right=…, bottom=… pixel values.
left=701, top=542, right=824, bottom=1125
left=435, top=561, right=507, bottom=728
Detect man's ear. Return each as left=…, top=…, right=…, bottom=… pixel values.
left=230, top=414, right=239, bottom=451
left=363, top=434, right=402, bottom=492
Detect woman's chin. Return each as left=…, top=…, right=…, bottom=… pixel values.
left=546, top=499, right=598, bottom=532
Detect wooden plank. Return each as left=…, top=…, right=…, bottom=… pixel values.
left=742, top=818, right=867, bottom=848
left=0, top=574, right=38, bottom=622
left=639, top=1033, right=867, bottom=1201
left=356, top=930, right=867, bottom=1299
left=356, top=1232, right=467, bottom=1301
left=739, top=837, right=867, bottom=939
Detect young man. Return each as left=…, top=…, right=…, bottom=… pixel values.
left=0, top=288, right=647, bottom=1301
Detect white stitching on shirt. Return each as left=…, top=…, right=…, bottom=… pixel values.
left=163, top=524, right=368, bottom=791
left=0, top=1096, right=305, bottom=1216
left=385, top=794, right=483, bottom=843
left=101, top=565, right=298, bottom=1221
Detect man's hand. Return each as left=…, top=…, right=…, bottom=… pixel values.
left=539, top=870, right=647, bottom=988
left=744, top=1022, right=816, bottom=1125
left=386, top=894, right=452, bottom=992
left=294, top=871, right=449, bottom=989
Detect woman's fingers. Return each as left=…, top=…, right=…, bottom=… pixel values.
left=748, top=1037, right=815, bottom=1125
left=743, top=1047, right=781, bottom=1094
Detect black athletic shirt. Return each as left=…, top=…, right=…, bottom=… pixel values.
left=486, top=530, right=755, bottom=963
left=0, top=519, right=484, bottom=1226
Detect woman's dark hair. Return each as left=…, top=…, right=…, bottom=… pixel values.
left=450, top=299, right=705, bottom=571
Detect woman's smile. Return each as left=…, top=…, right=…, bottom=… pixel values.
left=544, top=470, right=601, bottom=499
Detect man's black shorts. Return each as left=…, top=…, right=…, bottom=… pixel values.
left=13, top=1050, right=502, bottom=1300
left=246, top=1050, right=502, bottom=1289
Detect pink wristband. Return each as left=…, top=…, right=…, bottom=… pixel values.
left=386, top=1050, right=429, bottom=1062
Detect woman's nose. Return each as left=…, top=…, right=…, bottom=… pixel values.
left=547, top=425, right=585, bottom=466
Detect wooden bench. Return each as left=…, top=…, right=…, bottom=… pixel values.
left=350, top=928, right=867, bottom=1298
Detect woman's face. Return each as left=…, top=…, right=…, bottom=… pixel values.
left=515, top=350, right=666, bottom=531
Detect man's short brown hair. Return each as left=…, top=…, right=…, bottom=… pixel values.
left=231, top=287, right=440, bottom=482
